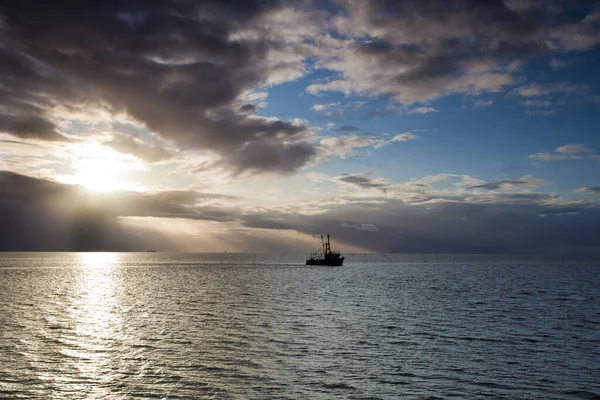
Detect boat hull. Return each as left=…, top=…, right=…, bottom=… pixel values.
left=306, top=257, right=344, bottom=266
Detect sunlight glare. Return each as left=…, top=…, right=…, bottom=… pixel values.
left=75, top=158, right=121, bottom=192
left=79, top=252, right=118, bottom=268
left=70, top=143, right=141, bottom=192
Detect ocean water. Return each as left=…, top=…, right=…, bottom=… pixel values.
left=0, top=253, right=598, bottom=400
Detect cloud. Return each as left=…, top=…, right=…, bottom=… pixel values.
left=311, top=103, right=340, bottom=112
left=468, top=175, right=549, bottom=191
left=318, top=134, right=378, bottom=159
left=223, top=140, right=317, bottom=176
left=103, top=135, right=175, bottom=163
left=517, top=82, right=588, bottom=97
left=4, top=0, right=599, bottom=178
left=550, top=58, right=569, bottom=69
left=524, top=109, right=557, bottom=116
left=0, top=171, right=138, bottom=251
left=515, top=82, right=589, bottom=113
left=0, top=114, right=68, bottom=141
left=391, top=132, right=419, bottom=142
left=3, top=171, right=600, bottom=254
left=307, top=0, right=600, bottom=105
left=556, top=144, right=593, bottom=154
left=521, top=100, right=553, bottom=107
left=333, top=173, right=390, bottom=192
left=575, top=187, right=600, bottom=194
left=310, top=102, right=346, bottom=118
left=0, top=171, right=245, bottom=251
left=408, top=107, right=438, bottom=114
left=317, top=129, right=418, bottom=158
left=341, top=223, right=380, bottom=232
left=0, top=0, right=322, bottom=175
left=335, top=125, right=361, bottom=133
left=529, top=144, right=600, bottom=161
left=239, top=189, right=600, bottom=255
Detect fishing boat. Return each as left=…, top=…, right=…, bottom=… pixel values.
left=306, top=234, right=344, bottom=266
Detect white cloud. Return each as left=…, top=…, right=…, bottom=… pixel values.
left=408, top=107, right=438, bottom=114
left=391, top=132, right=419, bottom=142
left=318, top=134, right=375, bottom=158
left=311, top=102, right=340, bottom=112
left=556, top=144, right=593, bottom=154
left=529, top=144, right=600, bottom=161
left=521, top=100, right=552, bottom=107
left=575, top=187, right=600, bottom=194
left=517, top=82, right=588, bottom=97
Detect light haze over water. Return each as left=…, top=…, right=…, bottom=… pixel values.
left=0, top=253, right=599, bottom=399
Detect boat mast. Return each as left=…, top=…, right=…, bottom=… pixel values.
left=326, top=233, right=331, bottom=254
left=321, top=235, right=325, bottom=255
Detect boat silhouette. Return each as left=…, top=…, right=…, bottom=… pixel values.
left=306, top=234, right=344, bottom=266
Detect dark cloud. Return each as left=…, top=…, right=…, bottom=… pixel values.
left=239, top=193, right=600, bottom=255
left=0, top=171, right=239, bottom=251
left=0, top=139, right=44, bottom=148
left=225, top=140, right=317, bottom=175
left=0, top=0, right=315, bottom=174
left=336, top=125, right=361, bottom=133
left=468, top=175, right=548, bottom=190
left=0, top=114, right=67, bottom=141
left=0, top=171, right=129, bottom=251
left=334, top=173, right=389, bottom=192
left=239, top=103, right=258, bottom=113
left=2, top=171, right=600, bottom=254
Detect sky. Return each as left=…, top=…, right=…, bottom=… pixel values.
left=1, top=0, right=600, bottom=254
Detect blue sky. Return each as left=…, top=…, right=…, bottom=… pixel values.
left=1, top=0, right=600, bottom=253
left=262, top=48, right=600, bottom=200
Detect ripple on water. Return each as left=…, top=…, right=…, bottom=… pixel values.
left=0, top=254, right=599, bottom=399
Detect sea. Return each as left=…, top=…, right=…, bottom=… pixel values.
left=0, top=252, right=598, bottom=400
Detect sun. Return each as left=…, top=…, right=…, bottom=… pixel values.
left=71, top=143, right=129, bottom=192
left=74, top=158, right=121, bottom=191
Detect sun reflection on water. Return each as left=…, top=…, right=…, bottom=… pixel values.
left=79, top=252, right=119, bottom=269
left=62, top=252, right=124, bottom=397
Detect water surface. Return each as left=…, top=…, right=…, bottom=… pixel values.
left=0, top=253, right=599, bottom=399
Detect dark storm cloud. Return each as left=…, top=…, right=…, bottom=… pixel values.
left=0, top=114, right=67, bottom=141
left=309, top=0, right=600, bottom=103
left=225, top=140, right=317, bottom=175
left=2, top=171, right=600, bottom=254
left=0, top=171, right=132, bottom=251
left=239, top=193, right=600, bottom=255
left=0, top=0, right=315, bottom=173
left=0, top=171, right=241, bottom=251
